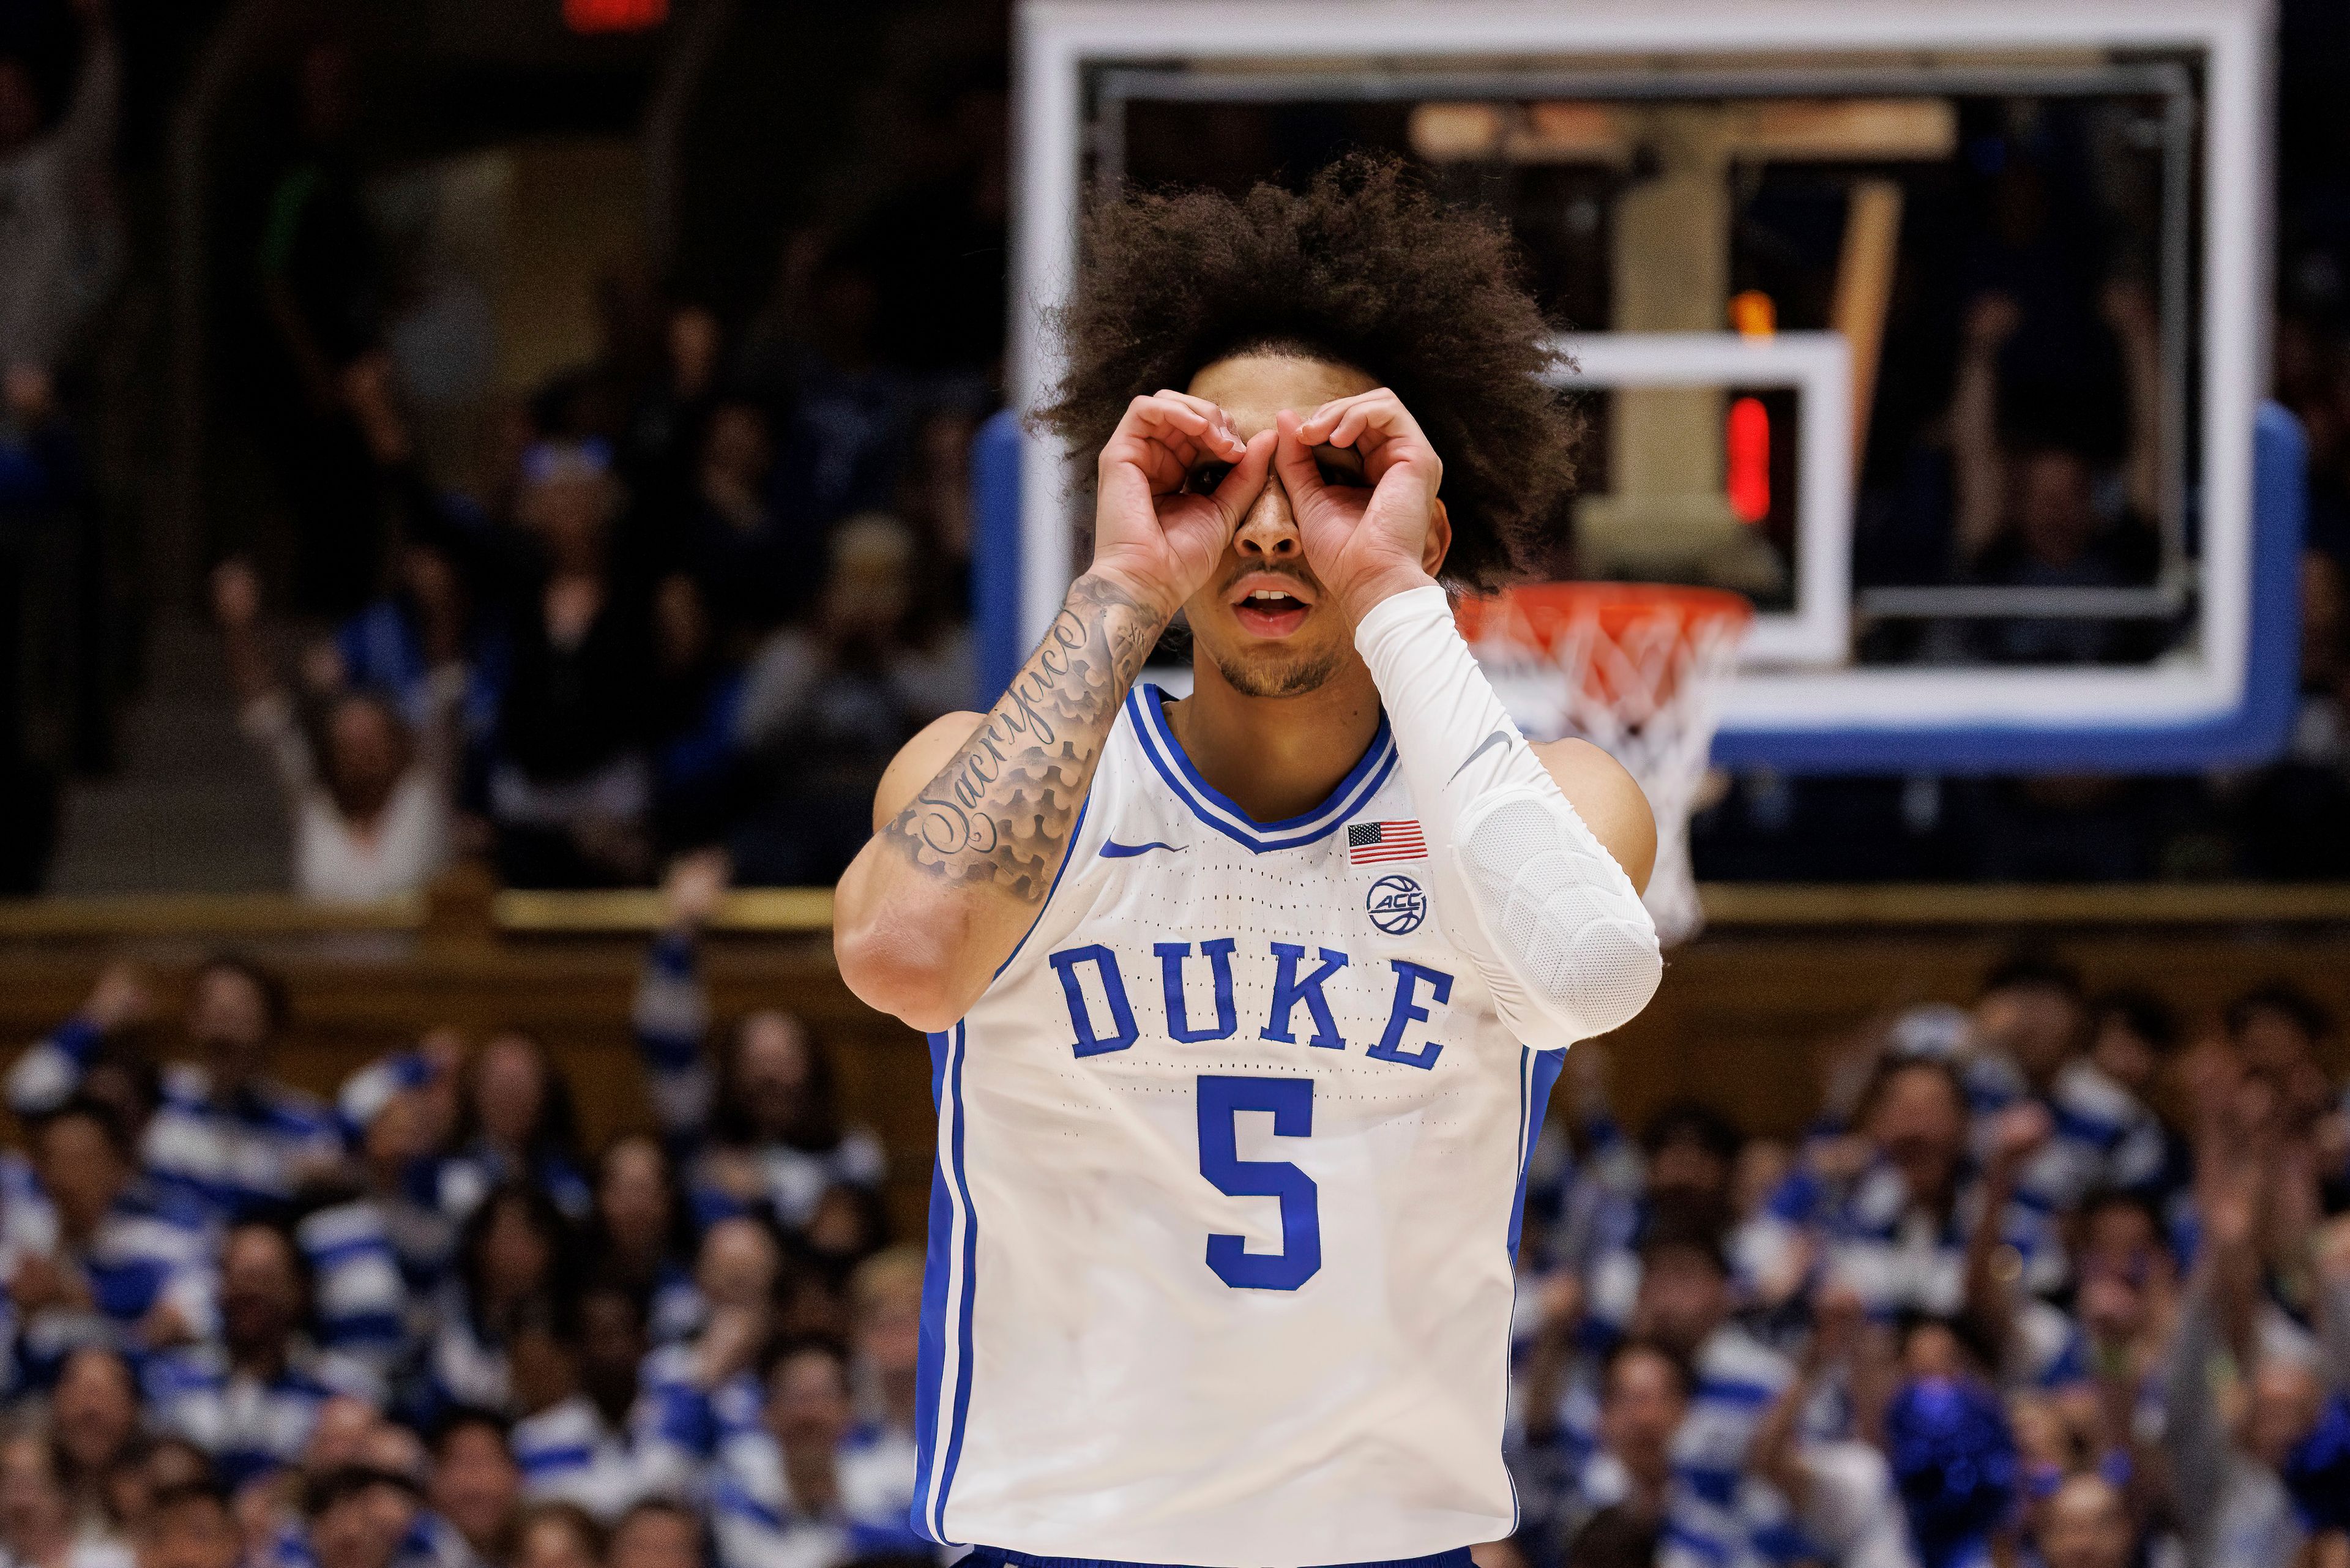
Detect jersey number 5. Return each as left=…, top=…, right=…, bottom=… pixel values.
left=1196, top=1075, right=1321, bottom=1290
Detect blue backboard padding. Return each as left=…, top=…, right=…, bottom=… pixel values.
left=972, top=408, right=1026, bottom=704
left=968, top=401, right=2307, bottom=775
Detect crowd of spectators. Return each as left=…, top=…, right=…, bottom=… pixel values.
left=1502, top=956, right=2350, bottom=1568
left=207, top=104, right=991, bottom=899
left=0, top=850, right=2343, bottom=1568
left=0, top=854, right=931, bottom=1568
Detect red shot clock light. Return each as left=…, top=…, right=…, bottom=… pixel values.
left=564, top=0, right=668, bottom=33
left=1725, top=395, right=1770, bottom=525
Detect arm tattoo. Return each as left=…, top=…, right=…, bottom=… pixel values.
left=881, top=573, right=1165, bottom=900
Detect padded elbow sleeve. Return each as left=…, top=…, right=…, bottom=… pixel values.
left=1457, top=789, right=1663, bottom=1041
left=1356, top=586, right=1662, bottom=1048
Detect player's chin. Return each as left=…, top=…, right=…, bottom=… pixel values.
left=1204, top=630, right=1345, bottom=700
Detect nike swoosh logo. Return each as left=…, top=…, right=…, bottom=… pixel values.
left=1100, top=840, right=1184, bottom=859
left=1450, top=728, right=1514, bottom=784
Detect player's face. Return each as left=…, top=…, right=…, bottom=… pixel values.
left=1179, top=354, right=1393, bottom=698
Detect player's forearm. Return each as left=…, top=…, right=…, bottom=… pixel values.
left=835, top=572, right=1166, bottom=1028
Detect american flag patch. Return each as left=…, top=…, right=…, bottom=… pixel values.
left=1348, top=820, right=1427, bottom=865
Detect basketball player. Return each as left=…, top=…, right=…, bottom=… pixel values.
left=834, top=158, right=1665, bottom=1567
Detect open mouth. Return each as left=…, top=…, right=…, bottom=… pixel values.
left=1229, top=580, right=1315, bottom=639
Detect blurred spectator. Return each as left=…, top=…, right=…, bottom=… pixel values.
left=0, top=0, right=117, bottom=442
left=679, top=401, right=799, bottom=633
left=606, top=1499, right=701, bottom=1568
left=846, top=1250, right=920, bottom=1453
left=7, top=957, right=339, bottom=1225
left=1, top=1099, right=212, bottom=1387
left=298, top=1466, right=405, bottom=1568
left=140, top=1222, right=359, bottom=1488
left=745, top=241, right=906, bottom=537
left=511, top=1500, right=602, bottom=1568
left=2032, top=1473, right=2135, bottom=1568
left=634, top=856, right=886, bottom=1232
left=646, top=575, right=748, bottom=861
left=49, top=1346, right=136, bottom=1539
left=0, top=1422, right=130, bottom=1568
left=1961, top=956, right=2166, bottom=1217
left=428, top=1186, right=578, bottom=1419
left=1746, top=1058, right=2059, bottom=1326
left=423, top=1411, right=517, bottom=1568
left=133, top=1483, right=240, bottom=1568
left=506, top=1282, right=667, bottom=1521
left=1879, top=1323, right=2019, bottom=1568
left=485, top=441, right=658, bottom=890
left=583, top=1137, right=700, bottom=1348
left=437, top=1037, right=589, bottom=1225
left=729, top=514, right=970, bottom=884
left=211, top=560, right=459, bottom=905
left=707, top=1336, right=920, bottom=1568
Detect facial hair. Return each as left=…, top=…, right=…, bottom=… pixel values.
left=1212, top=642, right=1344, bottom=698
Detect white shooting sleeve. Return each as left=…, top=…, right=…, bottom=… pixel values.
left=1354, top=584, right=1662, bottom=1050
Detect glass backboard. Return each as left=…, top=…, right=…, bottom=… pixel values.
left=981, top=0, right=2291, bottom=772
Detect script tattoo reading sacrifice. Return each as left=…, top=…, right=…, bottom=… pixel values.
left=881, top=573, right=1165, bottom=901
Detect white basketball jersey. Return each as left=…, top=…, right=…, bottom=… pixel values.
left=911, top=685, right=1567, bottom=1567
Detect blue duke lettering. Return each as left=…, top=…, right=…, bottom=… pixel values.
left=1045, top=940, right=1452, bottom=1067
left=1261, top=944, right=1349, bottom=1051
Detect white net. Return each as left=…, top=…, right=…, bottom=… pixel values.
left=1460, top=586, right=1751, bottom=947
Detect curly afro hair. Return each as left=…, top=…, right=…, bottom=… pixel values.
left=1037, top=155, right=1581, bottom=591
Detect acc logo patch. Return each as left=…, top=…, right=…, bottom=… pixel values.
left=1366, top=874, right=1427, bottom=936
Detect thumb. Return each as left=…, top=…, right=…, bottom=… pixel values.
left=1272, top=413, right=1334, bottom=524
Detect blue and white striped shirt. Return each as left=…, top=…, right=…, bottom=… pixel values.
left=0, top=1175, right=215, bottom=1387
left=297, top=1200, right=412, bottom=1377
left=512, top=1392, right=679, bottom=1520
left=10, top=1020, right=342, bottom=1225
left=1743, top=1159, right=2063, bottom=1324
left=510, top=1348, right=712, bottom=1521
left=1959, top=1055, right=2166, bottom=1218
left=141, top=1342, right=368, bottom=1487
left=141, top=1066, right=343, bottom=1225
left=708, top=1422, right=928, bottom=1568
left=633, top=934, right=887, bottom=1232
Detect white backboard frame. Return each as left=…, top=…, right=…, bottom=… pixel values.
left=1550, top=332, right=1851, bottom=666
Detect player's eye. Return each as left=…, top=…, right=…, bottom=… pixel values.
left=1316, top=460, right=1366, bottom=488
left=1186, top=462, right=1233, bottom=493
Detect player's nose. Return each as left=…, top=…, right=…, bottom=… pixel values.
left=1233, top=466, right=1302, bottom=559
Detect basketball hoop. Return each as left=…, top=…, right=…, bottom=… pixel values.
left=1456, top=584, right=1753, bottom=948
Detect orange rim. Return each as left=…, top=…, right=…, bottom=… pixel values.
left=1454, top=582, right=1754, bottom=652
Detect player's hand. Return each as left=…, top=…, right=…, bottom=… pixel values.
left=1089, top=392, right=1272, bottom=621
left=1275, top=389, right=1445, bottom=625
